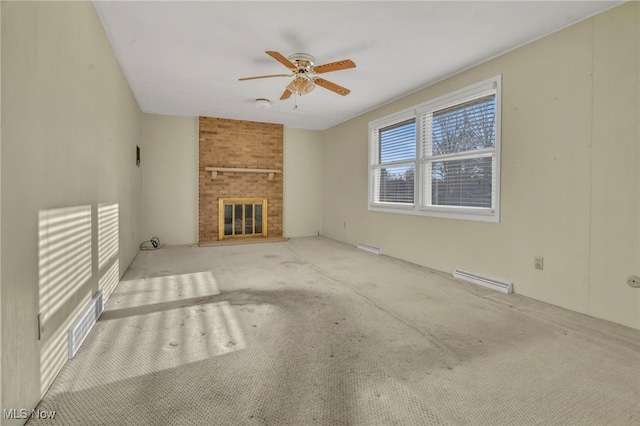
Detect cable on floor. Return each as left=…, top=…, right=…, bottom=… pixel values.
left=140, top=236, right=166, bottom=250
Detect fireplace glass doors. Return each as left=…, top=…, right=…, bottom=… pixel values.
left=218, top=198, right=268, bottom=240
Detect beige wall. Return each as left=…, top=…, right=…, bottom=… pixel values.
left=321, top=2, right=639, bottom=329
left=141, top=114, right=198, bottom=245
left=1, top=1, right=143, bottom=423
left=138, top=123, right=322, bottom=244
left=284, top=128, right=323, bottom=237
left=0, top=0, right=3, bottom=418
left=589, top=3, right=640, bottom=330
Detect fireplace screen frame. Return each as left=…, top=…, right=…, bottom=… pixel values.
left=218, top=198, right=268, bottom=241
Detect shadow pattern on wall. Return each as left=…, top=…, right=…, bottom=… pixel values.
left=37, top=203, right=120, bottom=395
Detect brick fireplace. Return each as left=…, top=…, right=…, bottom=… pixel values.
left=199, top=117, right=283, bottom=244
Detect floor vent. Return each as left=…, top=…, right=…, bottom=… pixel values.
left=68, top=290, right=104, bottom=359
left=357, top=242, right=383, bottom=255
left=453, top=269, right=512, bottom=294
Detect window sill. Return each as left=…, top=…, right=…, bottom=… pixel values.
left=369, top=203, right=499, bottom=223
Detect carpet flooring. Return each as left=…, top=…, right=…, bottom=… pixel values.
left=28, top=237, right=640, bottom=425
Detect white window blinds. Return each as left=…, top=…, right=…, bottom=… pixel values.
left=421, top=93, right=497, bottom=210
left=370, top=118, right=416, bottom=205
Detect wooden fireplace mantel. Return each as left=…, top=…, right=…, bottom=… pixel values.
left=205, top=167, right=282, bottom=180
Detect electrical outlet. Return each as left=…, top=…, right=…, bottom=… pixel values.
left=626, top=275, right=640, bottom=288
left=534, top=256, right=544, bottom=270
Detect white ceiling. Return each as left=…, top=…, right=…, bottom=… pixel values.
left=94, top=1, right=623, bottom=130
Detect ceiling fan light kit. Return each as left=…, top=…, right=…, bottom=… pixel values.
left=240, top=50, right=356, bottom=106
left=286, top=75, right=315, bottom=96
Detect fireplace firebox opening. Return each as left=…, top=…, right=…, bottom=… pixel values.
left=218, top=198, right=268, bottom=241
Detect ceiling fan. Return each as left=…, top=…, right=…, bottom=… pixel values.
left=239, top=51, right=356, bottom=101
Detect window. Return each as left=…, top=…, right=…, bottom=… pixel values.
left=370, top=118, right=416, bottom=205
left=369, top=76, right=501, bottom=222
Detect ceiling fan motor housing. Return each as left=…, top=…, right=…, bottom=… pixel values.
left=288, top=53, right=315, bottom=69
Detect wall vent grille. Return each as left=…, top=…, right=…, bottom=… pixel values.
left=68, top=290, right=104, bottom=359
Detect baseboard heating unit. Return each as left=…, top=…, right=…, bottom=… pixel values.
left=357, top=242, right=383, bottom=255
left=453, top=269, right=512, bottom=294
left=68, top=289, right=104, bottom=359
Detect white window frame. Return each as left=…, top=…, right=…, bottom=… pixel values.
left=369, top=111, right=417, bottom=208
left=368, top=75, right=501, bottom=223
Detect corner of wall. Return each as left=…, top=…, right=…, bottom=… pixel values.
left=283, top=127, right=323, bottom=238
left=141, top=114, right=199, bottom=245
left=0, top=0, right=3, bottom=417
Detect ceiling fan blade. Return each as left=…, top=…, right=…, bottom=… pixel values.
left=266, top=51, right=297, bottom=70
left=239, top=74, right=291, bottom=81
left=280, top=89, right=293, bottom=100
left=313, top=59, right=356, bottom=74
left=314, top=78, right=351, bottom=96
